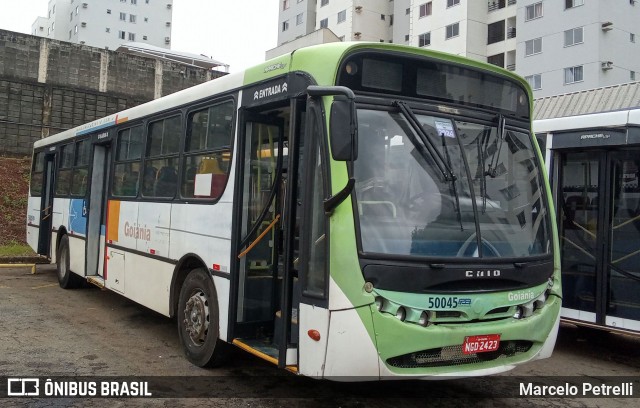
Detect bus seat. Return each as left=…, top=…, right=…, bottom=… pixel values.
left=154, top=166, right=177, bottom=197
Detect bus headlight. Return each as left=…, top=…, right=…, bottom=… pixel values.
left=375, top=296, right=384, bottom=311
left=395, top=307, right=406, bottom=322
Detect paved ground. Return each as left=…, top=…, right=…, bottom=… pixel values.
left=0, top=264, right=638, bottom=407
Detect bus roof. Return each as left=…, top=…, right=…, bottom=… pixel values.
left=34, top=42, right=528, bottom=150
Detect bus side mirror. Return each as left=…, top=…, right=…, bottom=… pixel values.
left=307, top=86, right=358, bottom=162
left=329, top=96, right=358, bottom=162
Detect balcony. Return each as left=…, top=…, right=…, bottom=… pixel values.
left=508, top=0, right=517, bottom=5
left=507, top=27, right=516, bottom=39
left=488, top=0, right=506, bottom=12
left=506, top=64, right=516, bottom=71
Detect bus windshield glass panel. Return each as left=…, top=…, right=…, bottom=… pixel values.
left=354, top=109, right=550, bottom=259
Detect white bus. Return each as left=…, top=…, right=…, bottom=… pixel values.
left=27, top=43, right=560, bottom=378
left=536, top=108, right=640, bottom=334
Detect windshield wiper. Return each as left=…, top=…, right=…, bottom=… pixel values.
left=394, top=101, right=463, bottom=230
left=486, top=114, right=506, bottom=178
left=394, top=101, right=456, bottom=183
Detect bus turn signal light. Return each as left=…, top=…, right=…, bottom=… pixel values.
left=307, top=330, right=321, bottom=342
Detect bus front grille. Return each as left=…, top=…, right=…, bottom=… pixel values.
left=386, top=340, right=532, bottom=368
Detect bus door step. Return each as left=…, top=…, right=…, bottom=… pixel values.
left=86, top=275, right=105, bottom=289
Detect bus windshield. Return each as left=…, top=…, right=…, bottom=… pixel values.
left=354, top=108, right=551, bottom=259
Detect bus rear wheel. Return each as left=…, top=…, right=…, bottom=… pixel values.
left=56, top=234, right=84, bottom=289
left=177, top=268, right=225, bottom=367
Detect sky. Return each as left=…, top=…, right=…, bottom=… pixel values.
left=0, top=0, right=279, bottom=73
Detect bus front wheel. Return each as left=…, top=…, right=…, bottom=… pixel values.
left=56, top=234, right=83, bottom=289
left=177, top=268, right=225, bottom=367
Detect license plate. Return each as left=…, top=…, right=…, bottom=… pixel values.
left=462, top=334, right=500, bottom=355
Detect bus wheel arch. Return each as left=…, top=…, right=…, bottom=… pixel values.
left=177, top=266, right=226, bottom=367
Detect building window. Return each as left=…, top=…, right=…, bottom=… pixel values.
left=106, top=27, right=110, bottom=33
left=419, top=2, right=432, bottom=18
left=321, top=0, right=329, bottom=6
left=320, top=18, right=328, bottom=28
left=525, top=37, right=542, bottom=56
left=445, top=22, right=459, bottom=39
left=390, top=14, right=394, bottom=25
left=119, top=30, right=126, bottom=39
left=564, top=65, right=584, bottom=84
left=631, top=71, right=636, bottom=81
left=488, top=20, right=505, bottom=44
left=107, top=9, right=111, bottom=14
left=564, top=27, right=583, bottom=47
left=143, top=35, right=148, bottom=40
left=381, top=14, right=386, bottom=20
left=69, top=30, right=72, bottom=39
left=565, top=0, right=584, bottom=8
left=283, top=0, right=289, bottom=10
left=131, top=0, right=137, bottom=4
left=296, top=13, right=303, bottom=25
left=74, top=25, right=78, bottom=33
left=631, top=33, right=636, bottom=43
left=418, top=32, right=431, bottom=47
left=120, top=12, right=126, bottom=21
left=487, top=53, right=505, bottom=68
left=130, top=14, right=137, bottom=23
left=70, top=12, right=73, bottom=21
left=525, top=74, right=542, bottom=90
left=144, top=17, right=148, bottom=22
left=447, top=0, right=460, bottom=7
left=526, top=2, right=543, bottom=21
left=76, top=6, right=79, bottom=15
left=282, top=20, right=289, bottom=32
left=338, top=9, right=346, bottom=23
left=405, top=34, right=409, bottom=41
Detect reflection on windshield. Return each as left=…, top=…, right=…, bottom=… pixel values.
left=354, top=109, right=550, bottom=259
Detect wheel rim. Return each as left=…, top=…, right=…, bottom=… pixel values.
left=183, top=290, right=210, bottom=347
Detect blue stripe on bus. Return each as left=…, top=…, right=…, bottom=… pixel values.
left=76, top=121, right=115, bottom=136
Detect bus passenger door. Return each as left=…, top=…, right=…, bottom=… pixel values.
left=37, top=153, right=56, bottom=256
left=86, top=142, right=111, bottom=280
left=233, top=112, right=286, bottom=351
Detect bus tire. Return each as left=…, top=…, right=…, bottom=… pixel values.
left=56, top=234, right=83, bottom=289
left=177, top=268, right=226, bottom=367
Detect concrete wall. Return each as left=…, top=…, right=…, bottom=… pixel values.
left=0, top=29, right=224, bottom=156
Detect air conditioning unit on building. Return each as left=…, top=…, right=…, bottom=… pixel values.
left=165, top=37, right=171, bottom=43
left=354, top=32, right=361, bottom=38
left=82, top=3, right=88, bottom=8
left=81, top=22, right=86, bottom=27
left=166, top=22, right=171, bottom=26
left=601, top=21, right=613, bottom=32
left=167, top=4, right=172, bottom=9
left=601, top=61, right=613, bottom=70
left=355, top=6, right=363, bottom=12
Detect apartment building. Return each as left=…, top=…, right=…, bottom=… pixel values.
left=273, top=0, right=640, bottom=98
left=32, top=0, right=173, bottom=50
left=517, top=0, right=640, bottom=97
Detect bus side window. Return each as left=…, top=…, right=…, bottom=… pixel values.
left=55, top=143, right=74, bottom=196
left=181, top=100, right=234, bottom=199
left=113, top=126, right=143, bottom=197
left=142, top=116, right=181, bottom=198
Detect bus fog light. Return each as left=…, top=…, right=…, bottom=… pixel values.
left=395, top=307, right=406, bottom=321
left=418, top=311, right=430, bottom=327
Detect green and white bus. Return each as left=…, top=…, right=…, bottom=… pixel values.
left=27, top=43, right=560, bottom=379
